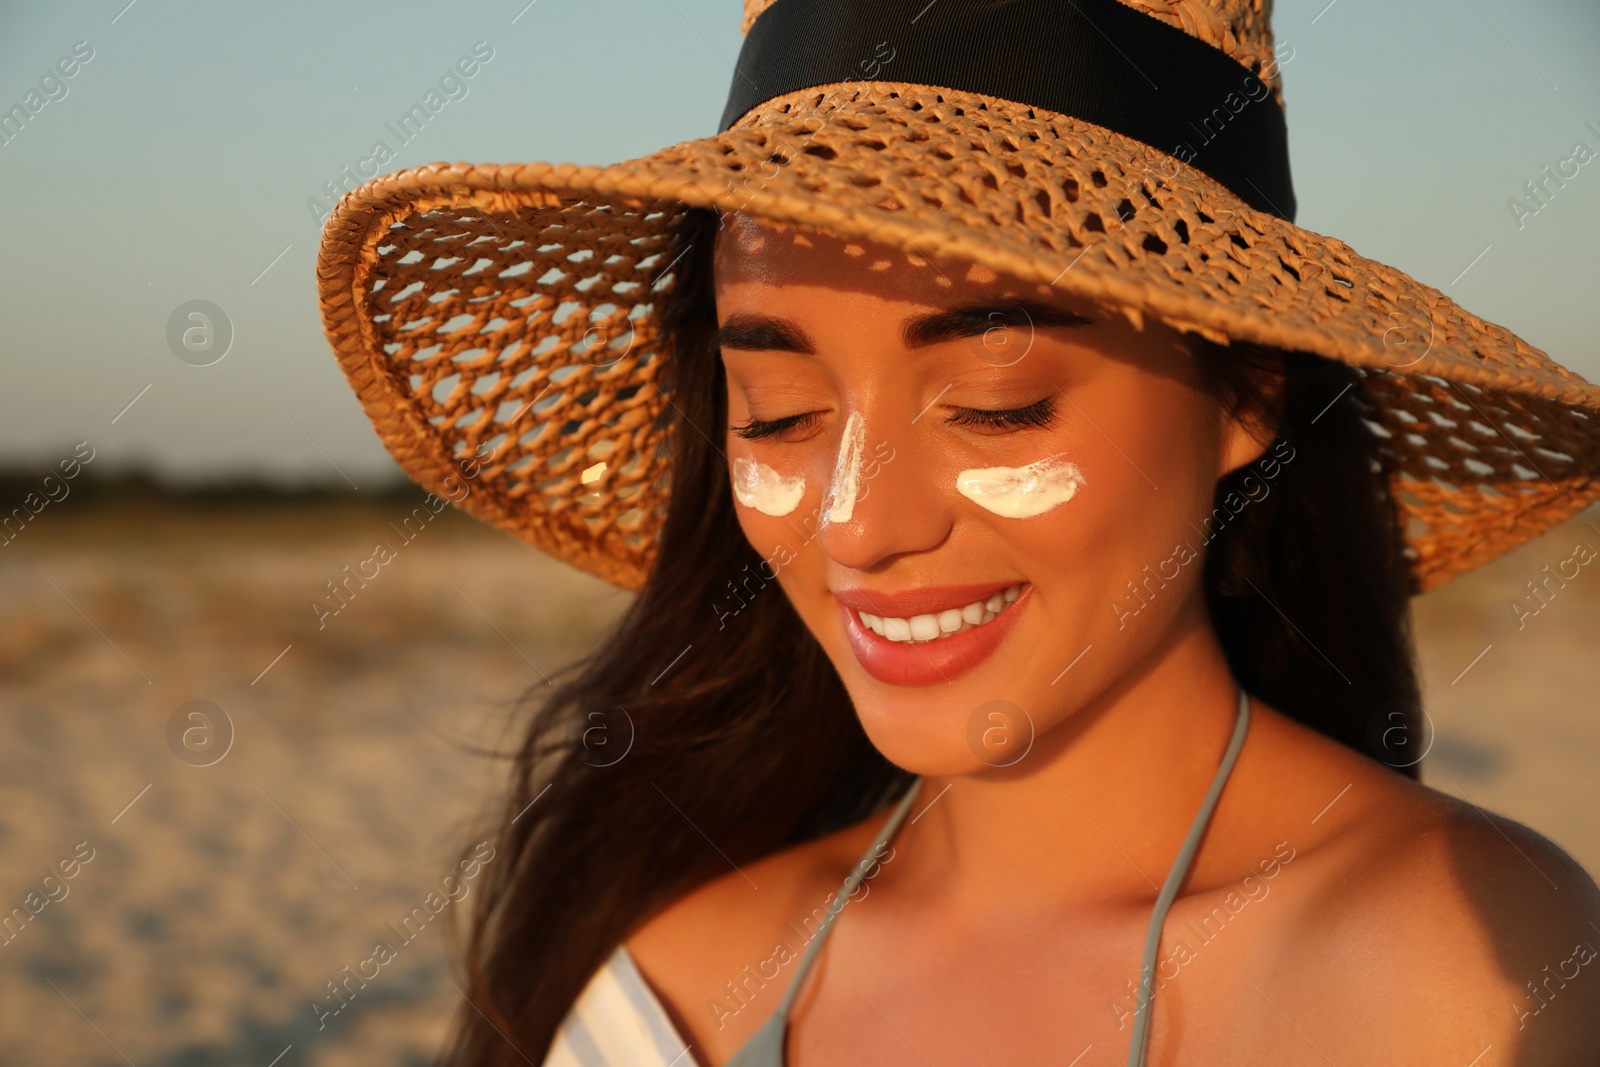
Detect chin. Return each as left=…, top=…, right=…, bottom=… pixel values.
left=819, top=582, right=1065, bottom=777
left=866, top=723, right=1002, bottom=778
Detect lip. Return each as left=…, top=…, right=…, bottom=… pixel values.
left=835, top=582, right=1032, bottom=687
left=832, top=581, right=1021, bottom=619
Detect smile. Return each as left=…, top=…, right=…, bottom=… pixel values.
left=833, top=581, right=1034, bottom=687
left=855, top=583, right=1024, bottom=643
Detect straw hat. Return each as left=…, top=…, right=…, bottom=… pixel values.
left=315, top=0, right=1600, bottom=595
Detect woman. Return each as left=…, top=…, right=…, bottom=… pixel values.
left=314, top=1, right=1600, bottom=1063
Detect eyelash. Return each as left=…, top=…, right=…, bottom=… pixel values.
left=730, top=412, right=820, bottom=441
left=945, top=397, right=1058, bottom=431
left=730, top=398, right=1058, bottom=440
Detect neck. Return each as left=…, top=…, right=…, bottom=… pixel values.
left=891, top=597, right=1246, bottom=915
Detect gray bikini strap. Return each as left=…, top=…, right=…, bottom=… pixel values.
left=724, top=777, right=925, bottom=1067
left=1125, top=682, right=1252, bottom=1067
left=778, top=776, right=925, bottom=1018
left=727, top=684, right=1249, bottom=1067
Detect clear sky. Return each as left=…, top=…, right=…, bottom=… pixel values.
left=3, top=0, right=1597, bottom=485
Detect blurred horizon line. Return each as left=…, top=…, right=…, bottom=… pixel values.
left=0, top=462, right=417, bottom=505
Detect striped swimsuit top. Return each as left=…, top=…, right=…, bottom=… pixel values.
left=541, top=683, right=1251, bottom=1067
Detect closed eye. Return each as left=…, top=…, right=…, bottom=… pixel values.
left=731, top=397, right=1058, bottom=440
left=730, top=411, right=822, bottom=441
left=945, top=397, right=1058, bottom=431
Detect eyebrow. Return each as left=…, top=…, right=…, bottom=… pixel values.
left=715, top=299, right=1094, bottom=355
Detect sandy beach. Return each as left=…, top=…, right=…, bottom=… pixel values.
left=2, top=493, right=1596, bottom=1065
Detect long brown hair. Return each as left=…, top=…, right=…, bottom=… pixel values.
left=436, top=205, right=1420, bottom=1066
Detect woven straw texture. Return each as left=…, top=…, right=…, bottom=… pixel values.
left=316, top=21, right=1600, bottom=597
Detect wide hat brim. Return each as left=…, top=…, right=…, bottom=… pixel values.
left=316, top=80, right=1600, bottom=594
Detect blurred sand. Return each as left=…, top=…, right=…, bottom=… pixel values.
left=1, top=494, right=1595, bottom=1065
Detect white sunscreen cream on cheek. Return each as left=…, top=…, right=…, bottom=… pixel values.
left=730, top=456, right=805, bottom=517
left=823, top=410, right=866, bottom=522
left=956, top=453, right=1085, bottom=518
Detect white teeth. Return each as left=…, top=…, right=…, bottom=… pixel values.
left=856, top=584, right=1026, bottom=645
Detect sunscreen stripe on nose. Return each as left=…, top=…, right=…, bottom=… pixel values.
left=824, top=410, right=865, bottom=522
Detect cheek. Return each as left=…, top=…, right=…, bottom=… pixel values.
left=731, top=489, right=790, bottom=555
left=968, top=382, right=1219, bottom=636
left=1052, top=382, right=1219, bottom=630
left=726, top=447, right=824, bottom=576
left=1124, top=376, right=1225, bottom=504
left=727, top=468, right=836, bottom=637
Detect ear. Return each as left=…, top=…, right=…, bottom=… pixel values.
left=1216, top=366, right=1287, bottom=480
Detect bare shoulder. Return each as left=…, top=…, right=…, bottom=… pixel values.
left=623, top=806, right=889, bottom=1058
left=1243, top=704, right=1600, bottom=1063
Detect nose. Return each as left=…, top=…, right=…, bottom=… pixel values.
left=811, top=407, right=951, bottom=571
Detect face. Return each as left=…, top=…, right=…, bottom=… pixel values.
left=713, top=212, right=1275, bottom=776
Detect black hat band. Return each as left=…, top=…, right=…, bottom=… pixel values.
left=719, top=0, right=1297, bottom=220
